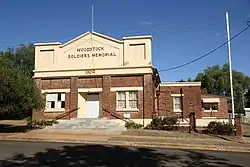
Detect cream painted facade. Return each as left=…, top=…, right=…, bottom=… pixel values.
left=34, top=31, right=153, bottom=78
left=33, top=31, right=158, bottom=123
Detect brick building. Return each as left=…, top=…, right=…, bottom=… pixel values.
left=156, top=82, right=228, bottom=126
left=33, top=32, right=160, bottom=126
left=33, top=32, right=228, bottom=127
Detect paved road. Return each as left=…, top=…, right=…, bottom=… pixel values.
left=0, top=140, right=249, bottom=167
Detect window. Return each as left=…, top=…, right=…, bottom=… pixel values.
left=117, top=92, right=126, bottom=108
left=116, top=91, right=138, bottom=110
left=173, top=96, right=182, bottom=112
left=203, top=103, right=218, bottom=111
left=46, top=93, right=65, bottom=110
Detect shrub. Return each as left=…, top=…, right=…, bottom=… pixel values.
left=125, top=121, right=143, bottom=129
left=26, top=117, right=58, bottom=129
left=145, top=116, right=178, bottom=130
left=26, top=117, right=34, bottom=129
left=207, top=121, right=234, bottom=135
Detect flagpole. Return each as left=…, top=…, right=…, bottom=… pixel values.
left=92, top=5, right=94, bottom=32
left=226, top=12, right=235, bottom=122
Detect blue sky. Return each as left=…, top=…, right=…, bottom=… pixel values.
left=0, top=0, right=249, bottom=81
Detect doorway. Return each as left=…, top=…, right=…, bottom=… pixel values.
left=85, top=93, right=99, bottom=118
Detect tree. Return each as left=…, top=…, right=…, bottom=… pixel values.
left=1, top=44, right=35, bottom=76
left=0, top=45, right=44, bottom=119
left=194, top=63, right=250, bottom=114
left=177, top=78, right=192, bottom=82
left=245, top=89, right=250, bottom=108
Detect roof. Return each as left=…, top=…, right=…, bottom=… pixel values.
left=201, top=94, right=227, bottom=99
left=34, top=31, right=153, bottom=47
left=123, top=35, right=152, bottom=40
left=160, top=82, right=201, bottom=87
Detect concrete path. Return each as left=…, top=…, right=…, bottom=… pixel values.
left=0, top=140, right=249, bottom=167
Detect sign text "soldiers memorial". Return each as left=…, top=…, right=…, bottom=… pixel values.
left=68, top=47, right=116, bottom=59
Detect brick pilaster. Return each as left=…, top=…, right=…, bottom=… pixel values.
left=34, top=78, right=42, bottom=89
left=102, top=76, right=111, bottom=118
left=235, top=115, right=243, bottom=137
left=32, top=79, right=44, bottom=120
left=69, top=77, right=78, bottom=118
left=143, top=74, right=154, bottom=119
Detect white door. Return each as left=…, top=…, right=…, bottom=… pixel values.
left=85, top=94, right=99, bottom=118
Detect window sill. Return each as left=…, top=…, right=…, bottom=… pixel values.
left=116, top=108, right=139, bottom=112
left=201, top=117, right=217, bottom=119
left=44, top=108, right=65, bottom=112
left=204, top=110, right=218, bottom=112
left=174, top=109, right=182, bottom=113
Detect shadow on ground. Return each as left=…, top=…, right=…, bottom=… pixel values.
left=1, top=144, right=243, bottom=167
left=0, top=124, right=29, bottom=133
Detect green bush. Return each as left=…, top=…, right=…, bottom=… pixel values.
left=125, top=121, right=143, bottom=129
left=26, top=117, right=34, bottom=129
left=26, top=117, right=58, bottom=128
left=207, top=121, right=234, bottom=135
left=145, top=116, right=178, bottom=130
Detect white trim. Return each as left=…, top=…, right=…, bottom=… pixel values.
left=173, top=96, right=182, bottom=112
left=196, top=118, right=228, bottom=127
left=123, top=35, right=152, bottom=40
left=160, top=82, right=201, bottom=87
left=110, top=119, right=152, bottom=127
left=204, top=110, right=218, bottom=112
left=78, top=88, right=102, bottom=92
left=116, top=91, right=139, bottom=111
left=41, top=89, right=70, bottom=93
left=244, top=108, right=250, bottom=112
left=33, top=67, right=153, bottom=78
left=34, top=42, right=61, bottom=46
left=174, top=109, right=182, bottom=113
left=93, top=31, right=123, bottom=43
left=111, top=87, right=143, bottom=92
left=60, top=32, right=90, bottom=47
left=44, top=108, right=65, bottom=112
left=202, top=98, right=220, bottom=103
left=116, top=108, right=139, bottom=112
left=171, top=94, right=184, bottom=97
left=201, top=117, right=217, bottom=119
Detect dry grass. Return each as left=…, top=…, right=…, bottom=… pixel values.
left=122, top=129, right=215, bottom=139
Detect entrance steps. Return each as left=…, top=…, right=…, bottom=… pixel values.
left=45, top=118, right=126, bottom=132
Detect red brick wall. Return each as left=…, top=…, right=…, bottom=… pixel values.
left=102, top=75, right=151, bottom=120
left=111, top=76, right=143, bottom=87
left=157, top=85, right=202, bottom=118
left=157, top=86, right=228, bottom=119
left=105, top=90, right=144, bottom=119
left=34, top=75, right=156, bottom=120
left=143, top=74, right=154, bottom=119
left=32, top=92, right=71, bottom=120
left=69, top=77, right=78, bottom=118
left=102, top=76, right=111, bottom=118
left=41, top=79, right=70, bottom=89
left=77, top=78, right=102, bottom=88
left=201, top=97, right=228, bottom=118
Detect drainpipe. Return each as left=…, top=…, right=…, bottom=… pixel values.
left=180, top=88, right=184, bottom=121
left=156, top=88, right=160, bottom=117
left=142, top=76, right=145, bottom=127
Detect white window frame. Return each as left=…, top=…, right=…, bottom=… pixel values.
left=203, top=103, right=218, bottom=112
left=45, top=93, right=66, bottom=112
left=173, top=96, right=182, bottom=112
left=116, top=91, right=139, bottom=112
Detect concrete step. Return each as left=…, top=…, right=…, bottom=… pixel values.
left=46, top=118, right=125, bottom=132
